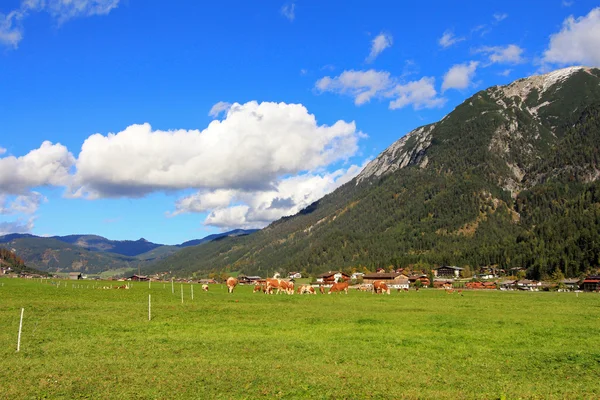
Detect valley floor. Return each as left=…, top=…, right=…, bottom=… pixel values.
left=0, top=279, right=598, bottom=399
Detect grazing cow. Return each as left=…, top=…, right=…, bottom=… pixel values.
left=298, top=284, right=316, bottom=294
left=445, top=288, right=454, bottom=294
left=265, top=278, right=294, bottom=295
left=226, top=277, right=238, bottom=294
left=372, top=280, right=390, bottom=295
left=202, top=284, right=209, bottom=292
left=253, top=284, right=265, bottom=293
left=319, top=285, right=325, bottom=294
left=264, top=278, right=280, bottom=294
left=328, top=282, right=349, bottom=294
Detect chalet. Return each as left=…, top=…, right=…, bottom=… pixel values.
left=288, top=272, right=302, bottom=279
left=433, top=279, right=454, bottom=289
left=582, top=276, right=600, bottom=292
left=499, top=280, right=516, bottom=290
left=198, top=279, right=217, bottom=284
left=560, top=278, right=581, bottom=291
left=363, top=272, right=407, bottom=284
left=408, top=274, right=430, bottom=287
left=351, top=272, right=365, bottom=280
left=515, top=279, right=541, bottom=291
left=316, top=271, right=350, bottom=283
left=433, top=266, right=464, bottom=278
left=362, top=272, right=409, bottom=290
left=69, top=272, right=83, bottom=280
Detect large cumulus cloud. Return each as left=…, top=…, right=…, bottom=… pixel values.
left=71, top=101, right=363, bottom=199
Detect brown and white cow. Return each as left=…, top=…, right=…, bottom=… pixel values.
left=298, top=284, right=316, bottom=294
left=226, top=277, right=238, bottom=294
left=202, top=284, right=209, bottom=292
left=265, top=278, right=294, bottom=295
left=373, top=280, right=390, bottom=295
left=328, top=281, right=349, bottom=294
left=253, top=284, right=265, bottom=293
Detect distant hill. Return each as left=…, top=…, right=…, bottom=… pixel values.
left=178, top=229, right=258, bottom=247
left=0, top=247, right=50, bottom=276
left=149, top=66, right=600, bottom=280
left=0, top=229, right=257, bottom=273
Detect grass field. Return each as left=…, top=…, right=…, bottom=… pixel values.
left=1, top=278, right=599, bottom=399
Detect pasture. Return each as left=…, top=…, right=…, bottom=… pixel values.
left=1, top=279, right=599, bottom=399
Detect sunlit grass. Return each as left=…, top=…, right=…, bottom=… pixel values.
left=1, top=278, right=598, bottom=399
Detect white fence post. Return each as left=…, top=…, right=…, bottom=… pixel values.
left=16, top=308, right=24, bottom=352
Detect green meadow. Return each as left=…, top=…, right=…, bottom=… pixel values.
left=1, top=278, right=599, bottom=399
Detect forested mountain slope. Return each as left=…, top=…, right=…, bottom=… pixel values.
left=149, top=67, right=600, bottom=279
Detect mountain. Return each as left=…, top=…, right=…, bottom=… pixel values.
left=149, top=66, right=600, bottom=280
left=0, top=247, right=49, bottom=276
left=0, top=229, right=258, bottom=273
left=51, top=235, right=164, bottom=256
left=178, top=229, right=258, bottom=247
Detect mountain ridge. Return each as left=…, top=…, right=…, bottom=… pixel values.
left=148, top=66, right=600, bottom=279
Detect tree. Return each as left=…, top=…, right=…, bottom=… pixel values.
left=551, top=267, right=565, bottom=283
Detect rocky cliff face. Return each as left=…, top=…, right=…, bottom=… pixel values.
left=356, top=66, right=600, bottom=196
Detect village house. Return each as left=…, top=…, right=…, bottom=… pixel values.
left=69, top=272, right=83, bottom=280
left=499, top=280, right=516, bottom=290
left=408, top=274, right=430, bottom=287
left=582, top=275, right=600, bottom=292
left=515, top=279, right=542, bottom=291
left=433, top=266, right=464, bottom=278
left=560, top=278, right=581, bottom=291
left=433, top=279, right=454, bottom=289
left=288, top=272, right=302, bottom=279
left=351, top=272, right=365, bottom=280
left=316, top=271, right=350, bottom=283
left=362, top=272, right=409, bottom=289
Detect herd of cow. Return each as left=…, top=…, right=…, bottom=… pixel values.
left=224, top=277, right=396, bottom=295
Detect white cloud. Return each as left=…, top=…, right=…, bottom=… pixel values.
left=442, top=61, right=479, bottom=92
left=0, top=192, right=46, bottom=215
left=543, top=7, right=600, bottom=66
left=208, top=101, right=232, bottom=118
left=316, top=70, right=445, bottom=110
left=71, top=101, right=363, bottom=198
left=169, top=189, right=237, bottom=216
left=46, top=0, right=120, bottom=24
left=0, top=141, right=75, bottom=195
left=438, top=30, right=465, bottom=48
left=281, top=2, right=295, bottom=21
left=0, top=147, right=6, bottom=155
left=0, top=8, right=26, bottom=48
left=0, top=217, right=35, bottom=235
left=562, top=1, right=574, bottom=7
left=493, top=13, right=508, bottom=22
left=316, top=70, right=393, bottom=105
left=476, top=44, right=525, bottom=64
left=192, top=162, right=368, bottom=229
left=0, top=0, right=119, bottom=48
left=499, top=69, right=512, bottom=76
left=389, top=77, right=447, bottom=110
left=366, top=32, right=393, bottom=63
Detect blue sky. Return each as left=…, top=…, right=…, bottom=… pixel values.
left=1, top=0, right=599, bottom=244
